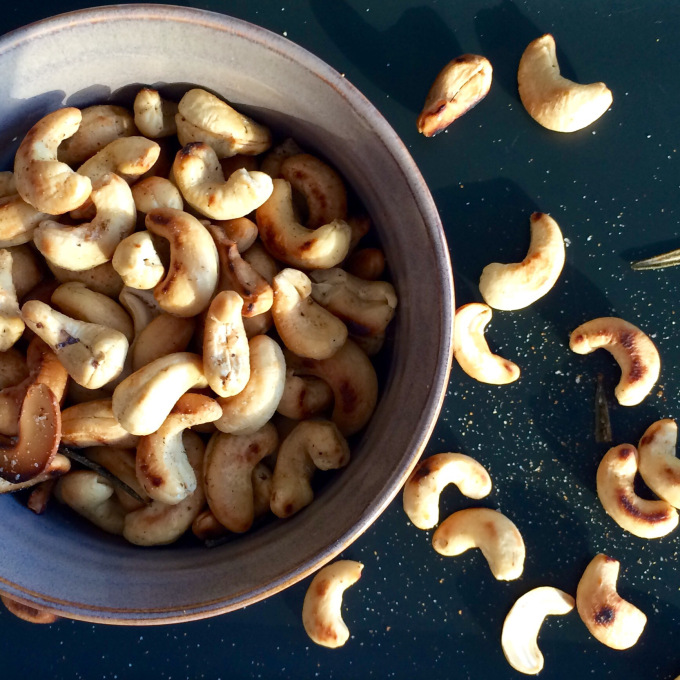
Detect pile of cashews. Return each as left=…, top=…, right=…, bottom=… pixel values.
left=0, top=86, right=398, bottom=548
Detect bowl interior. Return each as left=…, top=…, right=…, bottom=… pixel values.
left=0, top=4, right=453, bottom=624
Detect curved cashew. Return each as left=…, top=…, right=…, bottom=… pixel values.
left=273, top=268, right=347, bottom=359
left=133, top=88, right=178, bottom=138
left=118, top=286, right=162, bottom=336
left=403, top=453, right=492, bottom=530
left=208, top=217, right=258, bottom=253
left=55, top=469, right=126, bottom=535
left=284, top=340, right=378, bottom=436
left=214, top=335, right=286, bottom=435
left=0, top=348, right=28, bottom=390
left=479, top=212, right=565, bottom=311
left=111, top=352, right=208, bottom=436
left=346, top=247, right=386, bottom=281
left=569, top=317, right=660, bottom=406
left=242, top=240, right=280, bottom=284
left=576, top=553, right=646, bottom=649
left=173, top=142, right=273, bottom=220
left=302, top=560, right=363, bottom=648
left=145, top=208, right=219, bottom=317
left=0, top=250, right=25, bottom=350
left=14, top=107, right=92, bottom=214
left=417, top=54, right=493, bottom=137
left=256, top=179, right=352, bottom=269
left=58, top=105, right=136, bottom=166
left=501, top=586, right=575, bottom=675
left=260, top=138, right=304, bottom=178
left=60, top=399, right=139, bottom=449
left=277, top=370, right=333, bottom=420
left=432, top=508, right=525, bottom=581
left=280, top=154, right=347, bottom=228
left=203, top=290, right=250, bottom=398
left=0, top=194, right=49, bottom=248
left=22, top=300, right=129, bottom=389
left=242, top=311, right=273, bottom=339
left=124, top=430, right=206, bottom=546
left=85, top=446, right=148, bottom=512
left=47, top=260, right=123, bottom=298
left=0, top=453, right=69, bottom=494
left=518, top=34, right=613, bottom=133
left=638, top=419, right=680, bottom=508
left=112, top=231, right=165, bottom=290
left=77, top=136, right=160, bottom=184
left=346, top=215, right=372, bottom=253
left=8, top=244, right=43, bottom=299
left=136, top=393, right=221, bottom=504
left=204, top=423, right=278, bottom=532
left=131, top=176, right=183, bottom=215
left=596, top=443, right=678, bottom=538
left=270, top=419, right=350, bottom=518
left=131, top=313, right=196, bottom=372
left=34, top=173, right=136, bottom=271
left=452, top=303, right=520, bottom=384
left=176, top=88, right=272, bottom=157
left=1, top=596, right=59, bottom=624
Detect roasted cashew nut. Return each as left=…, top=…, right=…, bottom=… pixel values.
left=277, top=370, right=333, bottom=420
left=345, top=248, right=386, bottom=281
left=569, top=317, right=660, bottom=406
left=0, top=348, right=28, bottom=390
left=173, top=142, right=273, bottom=220
left=638, top=419, right=680, bottom=508
left=60, top=399, right=139, bottom=449
left=576, top=553, right=646, bottom=649
left=518, top=34, right=613, bottom=133
left=302, top=560, right=363, bottom=648
left=501, top=586, right=575, bottom=675
left=14, top=107, right=92, bottom=215
left=0, top=172, right=16, bottom=198
left=77, top=136, right=161, bottom=184
left=131, top=176, right=183, bottom=215
left=256, top=179, right=352, bottom=269
left=432, top=507, right=525, bottom=581
left=131, top=313, right=195, bottom=372
left=85, top=446, right=148, bottom=512
left=0, top=250, right=25, bottom=351
left=596, top=443, right=678, bottom=538
left=208, top=217, right=259, bottom=253
left=417, top=54, right=493, bottom=137
left=273, top=268, right=347, bottom=360
left=0, top=194, right=49, bottom=248
left=9, top=244, right=44, bottom=299
left=452, top=303, right=520, bottom=384
left=204, top=423, right=278, bottom=532
left=133, top=88, right=178, bottom=138
left=260, top=138, right=304, bottom=178
left=112, top=231, right=165, bottom=290
left=479, top=212, right=565, bottom=311
left=0, top=453, right=69, bottom=495
left=47, top=260, right=123, bottom=298
left=118, top=286, right=161, bottom=336
left=403, top=452, right=492, bottom=530
left=1, top=596, right=59, bottom=624
left=270, top=419, right=350, bottom=518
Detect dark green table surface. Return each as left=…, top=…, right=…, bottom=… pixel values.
left=2, top=1, right=680, bottom=678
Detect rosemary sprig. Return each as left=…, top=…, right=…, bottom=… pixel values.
left=595, top=373, right=613, bottom=444
left=631, top=248, right=680, bottom=271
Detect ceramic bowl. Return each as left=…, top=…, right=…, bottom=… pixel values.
left=0, top=4, right=453, bottom=624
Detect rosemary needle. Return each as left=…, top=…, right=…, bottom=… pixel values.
left=631, top=248, right=680, bottom=271
left=595, top=373, right=613, bottom=444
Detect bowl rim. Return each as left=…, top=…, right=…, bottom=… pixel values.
left=0, top=3, right=454, bottom=624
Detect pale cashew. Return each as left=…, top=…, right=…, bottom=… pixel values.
left=452, top=303, right=520, bottom=384
left=346, top=215, right=371, bottom=253
left=0, top=194, right=49, bottom=248
left=302, top=560, right=363, bottom=648
left=176, top=88, right=272, bottom=157
left=0, top=348, right=28, bottom=390
left=34, top=173, right=136, bottom=271
left=22, top=300, right=129, bottom=389
left=403, top=453, right=492, bottom=530
left=417, top=54, right=493, bottom=137
left=256, top=179, right=352, bottom=269
left=0, top=453, right=69, bottom=494
left=242, top=240, right=280, bottom=284
left=60, top=399, right=139, bottom=449
left=0, top=172, right=16, bottom=197
left=112, top=231, right=165, bottom=290
left=136, top=393, right=221, bottom=504
left=204, top=423, right=278, bottom=532
left=277, top=370, right=333, bottom=420
left=131, top=313, right=196, bottom=372
left=260, top=138, right=304, bottom=178
left=131, top=176, right=183, bottom=215
left=284, top=340, right=378, bottom=436
left=191, top=508, right=227, bottom=541
left=203, top=290, right=250, bottom=398
left=569, top=317, right=660, bottom=406
left=346, top=248, right=386, bottom=281
left=273, top=268, right=347, bottom=359
left=14, top=107, right=92, bottom=214
left=518, top=34, right=613, bottom=133
left=638, top=419, right=680, bottom=508
left=133, top=88, right=178, bottom=138
left=270, top=419, right=350, bottom=518
left=432, top=507, right=525, bottom=581
left=479, top=212, right=565, bottom=311
left=111, top=352, right=208, bottom=436
left=118, top=286, right=162, bottom=336
left=58, top=105, right=136, bottom=166
left=501, top=586, right=575, bottom=675
left=77, top=136, right=160, bottom=184
left=280, top=154, right=348, bottom=228
left=124, top=430, right=206, bottom=546
left=576, top=553, right=646, bottom=649
left=51, top=281, right=134, bottom=343
left=145, top=208, right=219, bottom=317
left=596, top=443, right=678, bottom=538
left=8, top=244, right=43, bottom=299
left=207, top=217, right=258, bottom=253
left=55, top=469, right=126, bottom=535
left=85, top=446, right=148, bottom=512
left=0, top=250, right=25, bottom=350
left=47, top=260, right=123, bottom=298
left=214, top=335, right=286, bottom=435
left=242, top=311, right=274, bottom=339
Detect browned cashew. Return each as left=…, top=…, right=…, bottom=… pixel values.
left=0, top=453, right=69, bottom=494
left=47, top=260, right=124, bottom=298
left=0, top=172, right=16, bottom=197
left=77, top=136, right=160, bottom=184
left=85, top=446, right=148, bottom=512
left=131, top=314, right=196, bottom=372
left=204, top=423, right=278, bottom=532
left=242, top=240, right=279, bottom=284
left=0, top=348, right=28, bottom=390
left=9, top=244, right=44, bottom=299
left=61, top=399, right=140, bottom=449
left=638, top=419, right=680, bottom=508
left=145, top=208, right=219, bottom=317
left=133, top=89, right=178, bottom=138
left=260, top=138, right=304, bottom=178
left=277, top=370, right=333, bottom=420
left=418, top=54, right=493, bottom=136
left=208, top=217, right=258, bottom=252
left=270, top=419, right=350, bottom=518
left=0, top=249, right=25, bottom=350
left=1, top=596, right=59, bottom=624
left=0, top=194, right=50, bottom=248
left=345, top=248, right=386, bottom=281
left=14, top=107, right=92, bottom=214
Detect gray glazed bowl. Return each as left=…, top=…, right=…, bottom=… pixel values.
left=0, top=4, right=453, bottom=624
